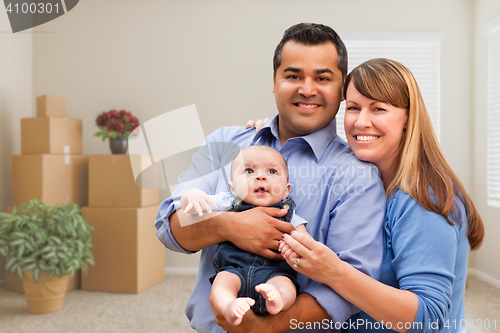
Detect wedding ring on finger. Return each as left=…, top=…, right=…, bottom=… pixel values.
left=293, top=258, right=301, bottom=268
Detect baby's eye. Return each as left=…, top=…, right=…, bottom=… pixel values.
left=268, top=169, right=277, bottom=175
left=244, top=168, right=253, bottom=174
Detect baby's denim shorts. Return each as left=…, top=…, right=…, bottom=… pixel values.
left=210, top=241, right=300, bottom=315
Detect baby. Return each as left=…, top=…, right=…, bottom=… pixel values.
left=179, top=145, right=307, bottom=325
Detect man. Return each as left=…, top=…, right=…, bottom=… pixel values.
left=155, top=23, right=385, bottom=333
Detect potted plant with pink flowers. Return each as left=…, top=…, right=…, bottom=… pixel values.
left=94, top=109, right=140, bottom=154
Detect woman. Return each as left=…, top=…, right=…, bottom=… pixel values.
left=270, top=58, right=484, bottom=332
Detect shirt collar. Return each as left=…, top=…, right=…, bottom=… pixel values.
left=251, top=114, right=338, bottom=162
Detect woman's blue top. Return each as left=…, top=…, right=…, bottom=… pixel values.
left=347, top=189, right=469, bottom=333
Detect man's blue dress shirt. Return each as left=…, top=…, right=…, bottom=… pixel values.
left=155, top=116, right=386, bottom=333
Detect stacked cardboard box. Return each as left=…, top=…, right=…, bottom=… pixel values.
left=82, top=155, right=165, bottom=293
left=5, top=95, right=87, bottom=293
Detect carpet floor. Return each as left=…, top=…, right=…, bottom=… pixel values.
left=0, top=275, right=499, bottom=333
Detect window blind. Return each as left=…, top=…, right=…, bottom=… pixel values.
left=335, top=33, right=441, bottom=142
left=487, top=24, right=500, bottom=205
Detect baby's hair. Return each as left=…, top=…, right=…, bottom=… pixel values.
left=230, top=145, right=289, bottom=180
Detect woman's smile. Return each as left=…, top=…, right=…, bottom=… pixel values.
left=344, top=83, right=408, bottom=185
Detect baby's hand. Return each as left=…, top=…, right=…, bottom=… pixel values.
left=181, top=189, right=215, bottom=216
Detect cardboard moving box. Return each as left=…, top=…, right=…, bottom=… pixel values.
left=12, top=155, right=88, bottom=206
left=21, top=117, right=82, bottom=155
left=36, top=95, right=66, bottom=117
left=81, top=206, right=165, bottom=293
left=89, top=155, right=159, bottom=207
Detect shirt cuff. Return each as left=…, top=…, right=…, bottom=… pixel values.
left=173, top=200, right=181, bottom=212
left=291, top=214, right=307, bottom=229
left=406, top=298, right=425, bottom=333
left=155, top=199, right=196, bottom=254
left=302, top=280, right=352, bottom=324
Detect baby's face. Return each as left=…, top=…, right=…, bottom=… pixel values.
left=229, top=148, right=290, bottom=207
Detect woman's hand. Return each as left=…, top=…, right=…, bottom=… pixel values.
left=280, top=231, right=344, bottom=285
left=246, top=118, right=271, bottom=131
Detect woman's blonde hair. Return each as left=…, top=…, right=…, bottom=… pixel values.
left=343, top=58, right=484, bottom=250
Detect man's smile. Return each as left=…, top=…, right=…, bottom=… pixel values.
left=294, top=102, right=320, bottom=109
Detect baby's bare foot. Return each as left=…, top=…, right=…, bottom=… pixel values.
left=255, top=283, right=284, bottom=315
left=224, top=297, right=255, bottom=326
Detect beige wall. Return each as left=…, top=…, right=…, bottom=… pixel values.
left=2, top=0, right=494, bottom=278
left=471, top=0, right=500, bottom=284
left=0, top=11, right=33, bottom=283
left=32, top=0, right=474, bottom=186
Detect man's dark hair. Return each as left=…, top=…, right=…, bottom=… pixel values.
left=273, top=23, right=348, bottom=81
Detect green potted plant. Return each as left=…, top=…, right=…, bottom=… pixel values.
left=94, top=109, right=140, bottom=154
left=0, top=199, right=94, bottom=314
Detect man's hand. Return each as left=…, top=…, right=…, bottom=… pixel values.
left=170, top=206, right=293, bottom=257
left=227, top=207, right=293, bottom=260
